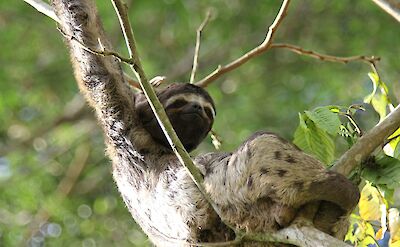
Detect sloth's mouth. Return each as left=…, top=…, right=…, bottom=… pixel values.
left=181, top=112, right=204, bottom=122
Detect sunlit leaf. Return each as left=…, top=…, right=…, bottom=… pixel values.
left=389, top=208, right=400, bottom=243
left=345, top=220, right=357, bottom=243
left=359, top=221, right=378, bottom=246
left=364, top=72, right=379, bottom=104
left=371, top=94, right=389, bottom=121
left=359, top=183, right=384, bottom=221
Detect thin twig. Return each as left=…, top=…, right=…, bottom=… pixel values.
left=58, top=27, right=134, bottom=64
left=24, top=0, right=61, bottom=23
left=270, top=43, right=380, bottom=64
left=190, top=10, right=212, bottom=84
left=333, top=105, right=400, bottom=176
left=372, top=0, right=400, bottom=22
left=195, top=0, right=291, bottom=88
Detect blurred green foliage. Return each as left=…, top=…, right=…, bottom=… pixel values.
left=0, top=0, right=399, bottom=246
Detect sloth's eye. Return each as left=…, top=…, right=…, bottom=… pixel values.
left=204, top=107, right=214, bottom=119
left=167, top=99, right=187, bottom=109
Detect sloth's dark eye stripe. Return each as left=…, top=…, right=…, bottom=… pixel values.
left=166, top=99, right=187, bottom=109
left=204, top=108, right=214, bottom=119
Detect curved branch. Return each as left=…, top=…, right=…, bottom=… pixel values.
left=195, top=0, right=291, bottom=88
left=271, top=43, right=380, bottom=64
left=333, top=105, right=400, bottom=176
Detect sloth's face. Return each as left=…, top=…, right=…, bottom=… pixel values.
left=136, top=83, right=216, bottom=152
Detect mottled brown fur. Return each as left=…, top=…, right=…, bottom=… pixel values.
left=51, top=0, right=360, bottom=246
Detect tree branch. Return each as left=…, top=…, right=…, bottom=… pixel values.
left=110, top=0, right=232, bottom=228
left=372, top=0, right=400, bottom=22
left=23, top=0, right=61, bottom=23
left=270, top=43, right=380, bottom=64
left=266, top=225, right=352, bottom=247
left=195, top=0, right=291, bottom=88
left=190, top=10, right=212, bottom=84
left=333, top=105, right=400, bottom=176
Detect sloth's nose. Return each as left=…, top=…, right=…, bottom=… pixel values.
left=189, top=102, right=202, bottom=112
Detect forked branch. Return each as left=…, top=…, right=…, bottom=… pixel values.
left=195, top=0, right=291, bottom=88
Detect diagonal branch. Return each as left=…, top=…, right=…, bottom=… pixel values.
left=372, top=0, right=400, bottom=22
left=24, top=0, right=61, bottom=23
left=109, top=0, right=231, bottom=228
left=195, top=0, right=291, bottom=88
left=333, top=105, right=400, bottom=176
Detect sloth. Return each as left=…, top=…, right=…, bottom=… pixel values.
left=51, top=0, right=360, bottom=246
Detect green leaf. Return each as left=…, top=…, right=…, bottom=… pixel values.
left=293, top=117, right=335, bottom=165
left=362, top=154, right=400, bottom=189
left=304, top=106, right=341, bottom=135
left=395, top=143, right=400, bottom=160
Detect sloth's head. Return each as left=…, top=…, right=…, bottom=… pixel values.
left=136, top=83, right=216, bottom=152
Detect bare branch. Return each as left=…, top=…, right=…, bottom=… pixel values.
left=267, top=225, right=352, bottom=247
left=190, top=10, right=212, bottom=84
left=195, top=0, right=291, bottom=88
left=57, top=27, right=134, bottom=64
left=24, top=0, right=61, bottom=23
left=372, top=0, right=400, bottom=22
left=271, top=43, right=380, bottom=64
left=333, top=105, right=400, bottom=176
